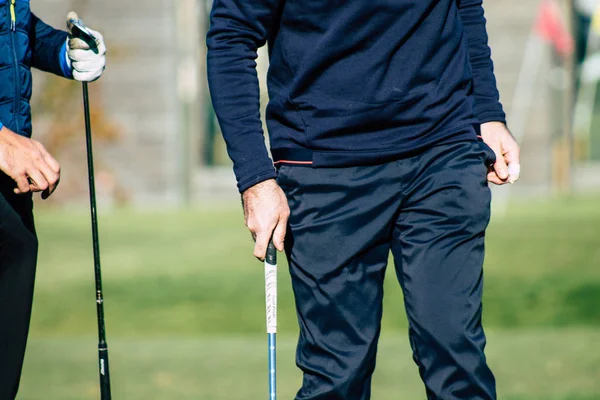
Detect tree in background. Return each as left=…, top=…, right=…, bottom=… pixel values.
left=32, top=0, right=127, bottom=206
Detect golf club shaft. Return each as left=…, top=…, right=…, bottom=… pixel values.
left=265, top=242, right=277, bottom=400
left=268, top=333, right=276, bottom=400
left=83, top=82, right=112, bottom=400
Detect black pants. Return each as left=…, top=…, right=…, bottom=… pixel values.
left=0, top=176, right=38, bottom=400
left=277, top=140, right=497, bottom=400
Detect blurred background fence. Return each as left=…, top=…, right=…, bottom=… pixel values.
left=17, top=0, right=600, bottom=399
left=32, top=0, right=600, bottom=207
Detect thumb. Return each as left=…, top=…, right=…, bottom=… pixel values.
left=66, top=12, right=95, bottom=51
left=254, top=230, right=272, bottom=261
left=66, top=11, right=79, bottom=35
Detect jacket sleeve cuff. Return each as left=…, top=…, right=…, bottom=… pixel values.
left=477, top=110, right=507, bottom=126
left=237, top=168, right=278, bottom=193
left=59, top=39, right=73, bottom=79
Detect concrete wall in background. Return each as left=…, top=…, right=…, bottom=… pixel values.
left=31, top=0, right=193, bottom=206
left=487, top=1, right=556, bottom=197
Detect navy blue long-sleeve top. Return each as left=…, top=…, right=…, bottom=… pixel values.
left=207, top=0, right=505, bottom=192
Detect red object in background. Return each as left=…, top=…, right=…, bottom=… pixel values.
left=535, top=0, right=574, bottom=57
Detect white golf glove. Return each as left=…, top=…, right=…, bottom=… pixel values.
left=66, top=13, right=106, bottom=82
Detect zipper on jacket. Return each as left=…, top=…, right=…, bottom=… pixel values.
left=10, top=0, right=20, bottom=133
left=9, top=0, right=15, bottom=31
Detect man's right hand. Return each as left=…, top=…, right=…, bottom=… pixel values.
left=242, top=179, right=290, bottom=261
left=0, top=127, right=61, bottom=199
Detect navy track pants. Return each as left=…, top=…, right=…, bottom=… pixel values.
left=0, top=175, right=38, bottom=400
left=277, top=140, right=497, bottom=400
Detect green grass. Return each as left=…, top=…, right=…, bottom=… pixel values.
left=20, top=330, right=600, bottom=399
left=17, top=194, right=600, bottom=398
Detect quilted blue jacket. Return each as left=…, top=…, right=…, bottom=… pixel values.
left=0, top=0, right=71, bottom=137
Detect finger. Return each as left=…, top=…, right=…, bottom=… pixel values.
left=68, top=45, right=106, bottom=62
left=69, top=31, right=105, bottom=54
left=72, top=57, right=105, bottom=82
left=272, top=216, right=287, bottom=252
left=74, top=69, right=104, bottom=83
left=493, top=155, right=509, bottom=181
left=507, top=163, right=521, bottom=184
left=66, top=11, right=79, bottom=34
left=87, top=29, right=106, bottom=53
left=487, top=169, right=507, bottom=186
left=25, top=168, right=49, bottom=193
left=68, top=37, right=91, bottom=51
left=72, top=58, right=105, bottom=73
left=254, top=230, right=272, bottom=261
left=68, top=48, right=96, bottom=62
left=502, top=139, right=521, bottom=166
left=38, top=163, right=60, bottom=197
left=503, top=144, right=521, bottom=184
left=34, top=142, right=60, bottom=174
left=13, top=174, right=29, bottom=194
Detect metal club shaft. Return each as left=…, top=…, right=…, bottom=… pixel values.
left=83, top=81, right=112, bottom=400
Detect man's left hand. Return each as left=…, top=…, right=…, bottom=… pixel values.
left=66, top=13, right=106, bottom=82
left=480, top=121, right=520, bottom=185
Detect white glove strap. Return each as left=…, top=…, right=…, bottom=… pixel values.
left=65, top=38, right=72, bottom=71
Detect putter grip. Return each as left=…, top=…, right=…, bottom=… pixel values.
left=266, top=241, right=277, bottom=265
left=265, top=242, right=277, bottom=334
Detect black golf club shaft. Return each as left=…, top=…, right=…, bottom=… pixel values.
left=83, top=82, right=112, bottom=400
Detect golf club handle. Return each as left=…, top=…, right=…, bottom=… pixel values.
left=99, top=344, right=111, bottom=400
left=265, top=242, right=277, bottom=399
left=264, top=242, right=277, bottom=334
left=266, top=241, right=277, bottom=265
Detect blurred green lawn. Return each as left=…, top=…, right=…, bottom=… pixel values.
left=18, top=194, right=600, bottom=399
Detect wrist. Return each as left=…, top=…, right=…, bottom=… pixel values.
left=241, top=178, right=278, bottom=208
left=237, top=168, right=277, bottom=193
left=59, top=38, right=74, bottom=79
left=242, top=178, right=277, bottom=196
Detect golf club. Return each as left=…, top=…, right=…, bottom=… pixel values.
left=265, top=241, right=278, bottom=400
left=68, top=13, right=112, bottom=400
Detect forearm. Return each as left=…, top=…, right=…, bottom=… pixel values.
left=30, top=14, right=71, bottom=78
left=207, top=47, right=276, bottom=192
left=458, top=0, right=506, bottom=124
left=207, top=0, right=281, bottom=192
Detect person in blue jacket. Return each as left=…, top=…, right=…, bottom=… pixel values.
left=0, top=3, right=106, bottom=398
left=208, top=0, right=521, bottom=398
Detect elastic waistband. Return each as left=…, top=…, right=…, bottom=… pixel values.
left=272, top=127, right=479, bottom=168
left=272, top=148, right=314, bottom=166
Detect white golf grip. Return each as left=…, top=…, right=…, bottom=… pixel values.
left=265, top=260, right=277, bottom=334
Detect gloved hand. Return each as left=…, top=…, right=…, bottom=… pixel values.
left=66, top=12, right=106, bottom=82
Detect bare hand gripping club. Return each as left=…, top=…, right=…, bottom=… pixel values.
left=265, top=242, right=278, bottom=400
left=67, top=12, right=112, bottom=400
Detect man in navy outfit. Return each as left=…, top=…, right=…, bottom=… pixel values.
left=207, top=0, right=520, bottom=398
left=0, top=3, right=106, bottom=398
